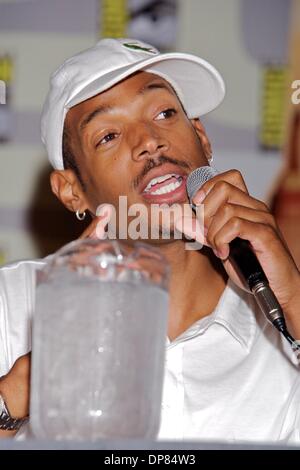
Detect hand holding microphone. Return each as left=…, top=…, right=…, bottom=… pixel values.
left=176, top=166, right=300, bottom=347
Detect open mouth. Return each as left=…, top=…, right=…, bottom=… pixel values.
left=140, top=171, right=188, bottom=204
left=143, top=173, right=184, bottom=195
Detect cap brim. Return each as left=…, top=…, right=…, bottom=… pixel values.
left=67, top=52, right=225, bottom=118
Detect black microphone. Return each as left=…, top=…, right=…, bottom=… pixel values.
left=186, top=166, right=293, bottom=340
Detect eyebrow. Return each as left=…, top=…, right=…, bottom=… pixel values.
left=79, top=81, right=174, bottom=132
left=139, top=81, right=174, bottom=95
left=79, top=104, right=113, bottom=131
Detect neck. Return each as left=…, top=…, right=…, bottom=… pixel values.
left=157, top=240, right=227, bottom=341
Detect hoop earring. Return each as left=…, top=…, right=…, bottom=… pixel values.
left=208, top=154, right=214, bottom=164
left=76, top=210, right=86, bottom=221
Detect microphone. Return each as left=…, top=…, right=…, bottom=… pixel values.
left=186, top=166, right=298, bottom=347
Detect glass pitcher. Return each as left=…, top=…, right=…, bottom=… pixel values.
left=30, top=239, right=169, bottom=440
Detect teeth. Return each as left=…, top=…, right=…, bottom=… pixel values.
left=150, top=179, right=182, bottom=195
left=144, top=174, right=181, bottom=193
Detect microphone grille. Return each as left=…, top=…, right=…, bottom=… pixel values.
left=187, top=166, right=218, bottom=202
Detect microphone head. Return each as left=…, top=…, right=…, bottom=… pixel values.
left=186, top=166, right=218, bottom=204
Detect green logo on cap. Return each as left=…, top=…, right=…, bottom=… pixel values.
left=123, top=42, right=157, bottom=54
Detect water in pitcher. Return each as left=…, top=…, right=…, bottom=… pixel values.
left=30, top=240, right=169, bottom=440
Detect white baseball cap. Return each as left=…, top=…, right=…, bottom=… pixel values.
left=41, top=38, right=225, bottom=170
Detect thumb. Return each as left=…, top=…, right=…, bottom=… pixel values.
left=174, top=215, right=205, bottom=245
left=94, top=203, right=114, bottom=239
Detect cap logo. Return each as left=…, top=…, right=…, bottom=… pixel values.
left=123, top=42, right=157, bottom=55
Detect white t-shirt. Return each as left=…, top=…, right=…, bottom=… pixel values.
left=0, top=258, right=300, bottom=444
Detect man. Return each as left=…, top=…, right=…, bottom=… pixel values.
left=0, top=38, right=300, bottom=442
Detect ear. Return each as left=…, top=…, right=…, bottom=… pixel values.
left=191, top=118, right=212, bottom=161
left=50, top=169, right=88, bottom=213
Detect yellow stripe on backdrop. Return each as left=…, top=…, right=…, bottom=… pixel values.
left=100, top=0, right=128, bottom=38
left=0, top=55, right=13, bottom=83
left=260, top=66, right=287, bottom=150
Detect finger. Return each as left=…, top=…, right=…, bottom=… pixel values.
left=95, top=204, right=114, bottom=239
left=174, top=215, right=205, bottom=245
left=206, top=217, right=300, bottom=301
left=206, top=203, right=277, bottom=250
left=78, top=204, right=113, bottom=240
left=194, top=181, right=269, bottom=229
left=211, top=217, right=278, bottom=260
left=78, top=217, right=100, bottom=240
left=193, top=169, right=249, bottom=204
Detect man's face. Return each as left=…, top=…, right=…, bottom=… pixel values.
left=59, top=71, right=210, bottom=240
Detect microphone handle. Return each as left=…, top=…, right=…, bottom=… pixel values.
left=229, top=238, right=267, bottom=290
left=229, top=238, right=285, bottom=327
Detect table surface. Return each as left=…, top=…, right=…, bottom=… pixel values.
left=0, top=438, right=299, bottom=450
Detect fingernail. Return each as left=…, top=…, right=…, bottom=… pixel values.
left=175, top=216, right=205, bottom=244
left=213, top=248, right=220, bottom=258
left=213, top=247, right=228, bottom=260
left=96, top=207, right=108, bottom=218
left=98, top=211, right=108, bottom=219
left=96, top=203, right=113, bottom=220
left=193, top=190, right=205, bottom=205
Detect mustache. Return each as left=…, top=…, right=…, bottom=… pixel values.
left=133, top=155, right=191, bottom=189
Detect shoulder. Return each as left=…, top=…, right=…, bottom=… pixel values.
left=0, top=257, right=49, bottom=374
left=0, top=258, right=48, bottom=302
left=0, top=258, right=47, bottom=276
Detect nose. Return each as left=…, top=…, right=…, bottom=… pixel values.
left=131, top=122, right=169, bottom=162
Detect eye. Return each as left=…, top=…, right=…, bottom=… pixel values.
left=155, top=108, right=177, bottom=121
left=97, top=132, right=118, bottom=147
